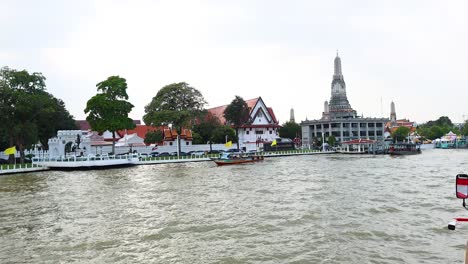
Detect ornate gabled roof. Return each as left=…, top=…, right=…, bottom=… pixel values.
left=163, top=128, right=193, bottom=140
left=207, top=97, right=278, bottom=125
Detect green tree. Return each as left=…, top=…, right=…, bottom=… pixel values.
left=144, top=130, right=163, bottom=145
left=392, top=126, right=411, bottom=142
left=37, top=97, right=77, bottom=149
left=223, top=96, right=250, bottom=149
left=0, top=67, right=76, bottom=163
left=211, top=125, right=236, bottom=144
left=327, top=135, right=336, bottom=146
left=427, top=116, right=453, bottom=127
left=85, top=76, right=135, bottom=155
left=143, top=82, right=206, bottom=155
left=462, top=121, right=468, bottom=136
left=279, top=121, right=301, bottom=140
left=192, top=112, right=222, bottom=144
left=191, top=132, right=204, bottom=145
left=429, top=126, right=445, bottom=140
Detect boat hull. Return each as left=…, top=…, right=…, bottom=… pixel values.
left=213, top=156, right=264, bottom=166
left=389, top=150, right=421, bottom=155
left=388, top=143, right=421, bottom=156
left=34, top=157, right=139, bottom=170
left=336, top=151, right=368, bottom=154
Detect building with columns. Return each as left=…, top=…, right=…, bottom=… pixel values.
left=301, top=53, right=389, bottom=146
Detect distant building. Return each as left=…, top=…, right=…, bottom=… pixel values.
left=207, top=97, right=280, bottom=149
left=301, top=53, right=389, bottom=145
left=75, top=120, right=193, bottom=146
left=118, top=125, right=193, bottom=146
left=384, top=101, right=417, bottom=138
left=290, top=108, right=295, bottom=123
left=75, top=119, right=141, bottom=142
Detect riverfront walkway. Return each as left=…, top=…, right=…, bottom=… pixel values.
left=138, top=149, right=335, bottom=165
left=0, top=164, right=49, bottom=175
left=0, top=149, right=336, bottom=175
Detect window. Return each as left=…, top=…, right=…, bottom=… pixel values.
left=169, top=142, right=173, bottom=146
left=257, top=111, right=263, bottom=118
left=376, top=123, right=383, bottom=127
left=360, top=123, right=366, bottom=128
left=269, top=130, right=272, bottom=134
left=255, top=130, right=264, bottom=134
left=368, top=123, right=375, bottom=128
left=377, top=131, right=382, bottom=136
left=246, top=131, right=250, bottom=135
left=186, top=142, right=190, bottom=145
left=360, top=131, right=366, bottom=137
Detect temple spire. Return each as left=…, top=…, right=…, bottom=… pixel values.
left=390, top=101, right=397, bottom=122
left=334, top=52, right=343, bottom=79
left=328, top=52, right=356, bottom=119
left=290, top=108, right=295, bottom=123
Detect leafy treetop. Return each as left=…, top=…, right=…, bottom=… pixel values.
left=143, top=82, right=206, bottom=154
left=223, top=96, right=250, bottom=149
left=85, top=76, right=135, bottom=154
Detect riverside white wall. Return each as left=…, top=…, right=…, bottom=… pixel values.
left=1, top=142, right=266, bottom=160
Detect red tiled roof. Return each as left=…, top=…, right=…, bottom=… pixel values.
left=207, top=105, right=228, bottom=124
left=115, top=125, right=193, bottom=144
left=267, top=107, right=278, bottom=124
left=76, top=120, right=91, bottom=131
left=118, top=125, right=165, bottom=139
left=91, top=141, right=113, bottom=146
left=385, top=119, right=417, bottom=133
left=239, top=124, right=281, bottom=128
left=208, top=98, right=259, bottom=124
left=76, top=120, right=141, bottom=131
left=162, top=128, right=193, bottom=140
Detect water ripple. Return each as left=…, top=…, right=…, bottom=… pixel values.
left=1, top=149, right=468, bottom=263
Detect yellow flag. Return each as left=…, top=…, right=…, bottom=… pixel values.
left=4, top=146, right=16, bottom=155
left=224, top=141, right=232, bottom=147
left=271, top=140, right=277, bottom=146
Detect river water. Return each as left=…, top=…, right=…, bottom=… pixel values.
left=1, top=149, right=468, bottom=263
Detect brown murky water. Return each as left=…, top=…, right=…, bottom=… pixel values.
left=1, top=149, right=468, bottom=263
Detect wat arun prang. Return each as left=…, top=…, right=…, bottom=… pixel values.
left=301, top=53, right=389, bottom=145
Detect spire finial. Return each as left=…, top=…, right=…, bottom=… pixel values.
left=334, top=51, right=342, bottom=76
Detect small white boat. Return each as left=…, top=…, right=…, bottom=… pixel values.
left=33, top=154, right=139, bottom=170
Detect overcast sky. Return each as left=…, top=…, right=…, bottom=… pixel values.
left=2, top=0, right=467, bottom=125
